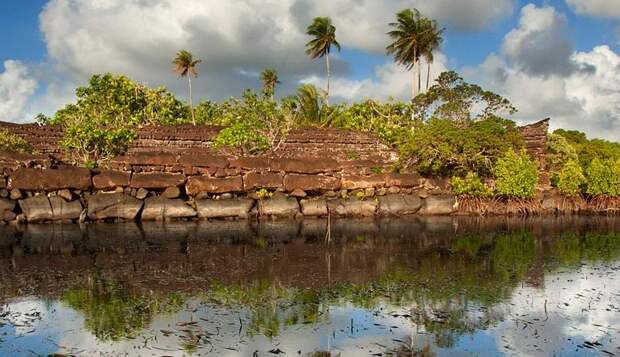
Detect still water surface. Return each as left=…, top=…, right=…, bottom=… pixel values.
left=0, top=217, right=619, bottom=356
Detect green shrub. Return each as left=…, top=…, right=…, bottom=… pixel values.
left=554, top=129, right=620, bottom=169
left=494, top=149, right=538, bottom=199
left=0, top=130, right=34, bottom=154
left=585, top=158, right=620, bottom=197
left=60, top=120, right=136, bottom=166
left=212, top=121, right=270, bottom=154
left=451, top=172, right=493, bottom=197
left=399, top=117, right=523, bottom=177
left=557, top=159, right=585, bottom=196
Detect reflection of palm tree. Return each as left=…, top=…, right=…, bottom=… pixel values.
left=305, top=17, right=341, bottom=106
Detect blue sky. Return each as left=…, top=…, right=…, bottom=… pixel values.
left=0, top=0, right=619, bottom=139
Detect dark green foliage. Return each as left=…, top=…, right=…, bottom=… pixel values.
left=554, top=129, right=620, bottom=168
left=494, top=149, right=538, bottom=198
left=399, top=117, right=523, bottom=177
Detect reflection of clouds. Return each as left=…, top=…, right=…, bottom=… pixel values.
left=497, top=264, right=620, bottom=356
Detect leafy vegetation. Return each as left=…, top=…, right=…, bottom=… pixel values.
left=494, top=149, right=538, bottom=199
left=305, top=17, right=341, bottom=104
left=557, top=159, right=586, bottom=196
left=0, top=130, right=34, bottom=154
left=451, top=172, right=493, bottom=197
left=585, top=158, right=620, bottom=197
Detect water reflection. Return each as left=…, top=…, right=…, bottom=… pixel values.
left=0, top=217, right=619, bottom=356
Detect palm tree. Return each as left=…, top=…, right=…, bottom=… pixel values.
left=421, top=19, right=445, bottom=91
left=173, top=50, right=202, bottom=125
left=386, top=9, right=428, bottom=99
left=260, top=68, right=280, bottom=100
left=305, top=17, right=341, bottom=106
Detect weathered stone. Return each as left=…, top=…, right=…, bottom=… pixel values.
left=48, top=196, right=83, bottom=221
left=113, top=152, right=178, bottom=166
left=541, top=193, right=562, bottom=212
left=385, top=173, right=423, bottom=188
left=327, top=198, right=378, bottom=217
left=377, top=194, right=422, bottom=216
left=220, top=193, right=233, bottom=199
left=417, top=189, right=429, bottom=199
left=0, top=177, right=5, bottom=189
left=18, top=196, right=81, bottom=222
left=10, top=189, right=22, bottom=200
left=0, top=198, right=15, bottom=213
left=141, top=197, right=197, bottom=221
left=324, top=190, right=338, bottom=198
left=341, top=174, right=386, bottom=190
left=377, top=188, right=388, bottom=196
left=388, top=186, right=400, bottom=194
left=178, top=154, right=229, bottom=168
left=135, top=188, right=149, bottom=200
left=9, top=167, right=92, bottom=191
left=162, top=186, right=181, bottom=199
left=300, top=198, right=328, bottom=216
left=93, top=170, right=131, bottom=190
left=196, top=198, right=255, bottom=219
left=57, top=189, right=73, bottom=201
left=424, top=178, right=451, bottom=191
left=229, top=157, right=270, bottom=170
left=284, top=174, right=341, bottom=192
left=0, top=189, right=8, bottom=198
left=244, top=172, right=283, bottom=190
left=364, top=187, right=375, bottom=197
left=270, top=158, right=339, bottom=174
left=130, top=172, right=185, bottom=189
left=290, top=188, right=307, bottom=198
left=419, top=195, right=457, bottom=215
left=186, top=176, right=243, bottom=196
left=86, top=193, right=143, bottom=221
left=0, top=210, right=16, bottom=222
left=258, top=196, right=300, bottom=217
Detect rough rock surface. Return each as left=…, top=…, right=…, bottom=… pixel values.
left=377, top=194, right=423, bottom=216
left=9, top=167, right=91, bottom=191
left=284, top=174, right=340, bottom=192
left=258, top=196, right=300, bottom=217
left=186, top=176, right=243, bottom=196
left=341, top=175, right=386, bottom=190
left=0, top=198, right=15, bottom=213
left=141, top=197, right=196, bottom=221
left=93, top=171, right=131, bottom=190
left=86, top=193, right=143, bottom=220
left=327, top=198, right=378, bottom=217
left=243, top=172, right=283, bottom=190
left=196, top=198, right=254, bottom=219
left=19, top=196, right=82, bottom=222
left=130, top=172, right=186, bottom=189
left=419, top=195, right=457, bottom=215
left=300, top=198, right=328, bottom=216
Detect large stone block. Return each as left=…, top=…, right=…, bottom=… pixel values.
left=18, top=196, right=82, bottom=222
left=141, top=197, right=197, bottom=221
left=284, top=174, right=341, bottom=192
left=130, top=172, right=186, bottom=189
left=229, top=157, right=270, bottom=170
left=86, top=193, right=143, bottom=220
left=377, top=194, right=422, bottom=216
left=341, top=174, right=386, bottom=190
left=258, top=196, right=300, bottom=217
left=93, top=170, right=131, bottom=190
left=244, top=172, right=283, bottom=190
left=270, top=158, right=339, bottom=174
left=114, top=152, right=178, bottom=166
left=186, top=176, right=243, bottom=196
left=9, top=167, right=92, bottom=191
left=178, top=154, right=229, bottom=168
left=327, top=198, right=378, bottom=217
left=419, top=195, right=457, bottom=215
left=0, top=176, right=5, bottom=189
left=0, top=198, right=15, bottom=213
left=196, top=198, right=255, bottom=219
left=385, top=173, right=423, bottom=188
left=300, top=198, right=328, bottom=216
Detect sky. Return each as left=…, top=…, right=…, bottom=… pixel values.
left=0, top=0, right=619, bottom=140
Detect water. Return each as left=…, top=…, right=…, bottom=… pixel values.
left=1, top=217, right=619, bottom=356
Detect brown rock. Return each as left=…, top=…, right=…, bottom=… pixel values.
left=341, top=174, right=386, bottom=190
left=93, top=170, right=131, bottom=190
left=270, top=158, right=339, bottom=174
left=18, top=196, right=82, bottom=222
left=284, top=174, right=341, bottom=192
left=135, top=188, right=150, bottom=200
left=388, top=186, right=400, bottom=194
left=57, top=189, right=73, bottom=201
left=178, top=154, right=228, bottom=168
left=327, top=198, right=378, bottom=217
left=244, top=172, right=284, bottom=190
left=0, top=189, right=8, bottom=198
left=186, top=176, right=243, bottom=196
left=86, top=193, right=143, bottom=220
left=300, top=198, right=328, bottom=216
left=377, top=194, right=422, bottom=216
left=385, top=173, right=423, bottom=187
left=113, top=152, right=178, bottom=166
left=130, top=172, right=185, bottom=189
left=258, top=196, right=300, bottom=217
left=419, top=195, right=457, bottom=215
left=141, top=197, right=196, bottom=221
left=49, top=196, right=83, bottom=221
left=229, top=157, right=270, bottom=170
left=0, top=176, right=5, bottom=189
left=162, top=186, right=181, bottom=199
left=290, top=189, right=307, bottom=198
left=0, top=210, right=16, bottom=222
left=196, top=198, right=255, bottom=219
left=9, top=189, right=22, bottom=200
left=9, top=167, right=91, bottom=191
left=0, top=198, right=15, bottom=213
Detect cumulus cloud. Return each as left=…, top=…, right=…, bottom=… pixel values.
left=471, top=4, right=620, bottom=140
left=0, top=60, right=38, bottom=122
left=565, top=0, right=620, bottom=19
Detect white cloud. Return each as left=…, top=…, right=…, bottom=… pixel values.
left=470, top=4, right=620, bottom=140
left=0, top=60, right=38, bottom=122
left=566, top=0, right=620, bottom=19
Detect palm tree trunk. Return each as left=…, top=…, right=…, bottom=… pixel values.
left=326, top=53, right=331, bottom=106
left=426, top=61, right=431, bottom=91
left=188, top=75, right=195, bottom=125
left=411, top=48, right=417, bottom=100
left=417, top=60, right=421, bottom=94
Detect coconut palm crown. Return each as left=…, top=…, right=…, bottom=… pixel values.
left=173, top=50, right=202, bottom=125
left=260, top=68, right=281, bottom=99
left=305, top=17, right=341, bottom=105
